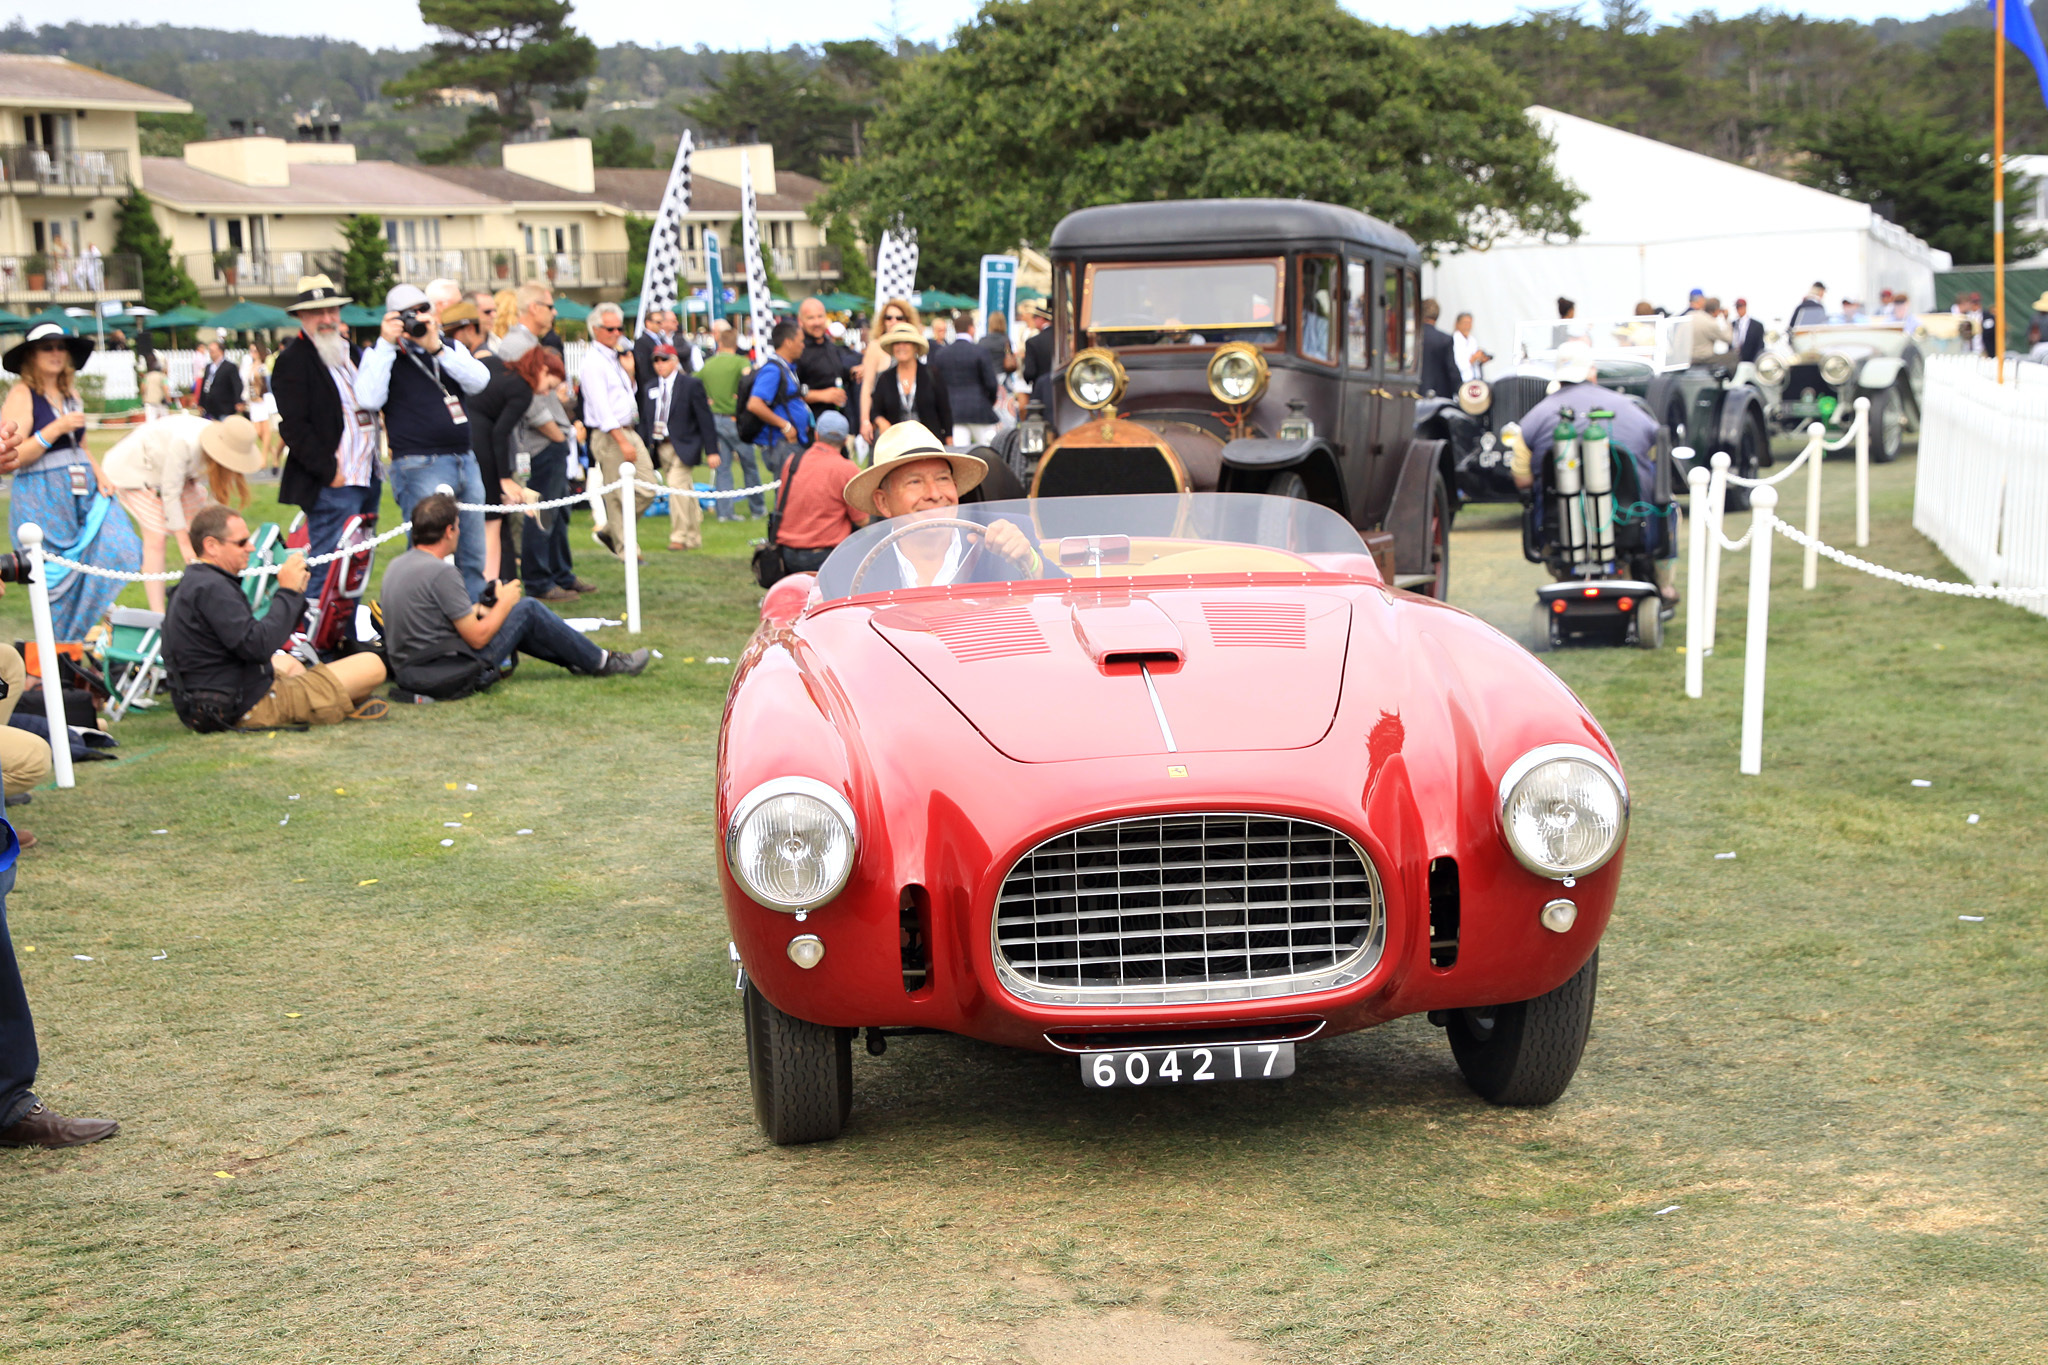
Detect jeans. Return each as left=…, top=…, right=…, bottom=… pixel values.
left=390, top=452, right=487, bottom=601
left=781, top=544, right=835, bottom=574
left=714, top=419, right=773, bottom=519
left=0, top=863, right=37, bottom=1130
left=521, top=441, right=577, bottom=593
left=304, top=481, right=379, bottom=602
left=477, top=597, right=606, bottom=674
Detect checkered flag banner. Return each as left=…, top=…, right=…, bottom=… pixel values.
left=740, top=151, right=777, bottom=360
left=635, top=130, right=693, bottom=338
left=874, top=222, right=918, bottom=316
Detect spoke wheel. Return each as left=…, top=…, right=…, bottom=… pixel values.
left=1448, top=950, right=1599, bottom=1106
left=1869, top=387, right=1904, bottom=463
left=744, top=978, right=853, bottom=1145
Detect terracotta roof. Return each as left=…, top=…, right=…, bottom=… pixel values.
left=142, top=156, right=504, bottom=210
left=413, top=165, right=615, bottom=204
left=592, top=168, right=824, bottom=215
left=0, top=55, right=189, bottom=111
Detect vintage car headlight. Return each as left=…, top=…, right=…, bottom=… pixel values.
left=1755, top=353, right=1787, bottom=386
left=726, top=777, right=858, bottom=912
left=1066, top=347, right=1127, bottom=411
left=1819, top=353, right=1853, bottom=387
left=1206, top=342, right=1269, bottom=405
left=1497, top=745, right=1629, bottom=879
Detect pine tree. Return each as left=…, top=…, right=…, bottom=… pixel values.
left=113, top=191, right=199, bottom=313
left=339, top=214, right=396, bottom=309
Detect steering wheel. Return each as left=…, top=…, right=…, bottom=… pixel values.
left=848, top=517, right=988, bottom=596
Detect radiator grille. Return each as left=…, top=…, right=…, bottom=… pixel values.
left=993, top=813, right=1384, bottom=1006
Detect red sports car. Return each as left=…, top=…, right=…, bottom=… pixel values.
left=720, top=493, right=1628, bottom=1144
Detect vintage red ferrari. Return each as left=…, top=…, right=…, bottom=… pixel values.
left=719, top=493, right=1628, bottom=1144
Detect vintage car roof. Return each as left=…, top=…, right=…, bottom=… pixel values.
left=1050, top=199, right=1418, bottom=261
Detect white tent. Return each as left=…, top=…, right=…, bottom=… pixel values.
left=1426, top=107, right=1954, bottom=367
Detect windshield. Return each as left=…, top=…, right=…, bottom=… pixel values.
left=814, top=493, right=1371, bottom=601
left=1790, top=324, right=1909, bottom=357
left=1083, top=261, right=1281, bottom=348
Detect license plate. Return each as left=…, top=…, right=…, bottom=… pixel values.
left=1079, top=1042, right=1295, bottom=1088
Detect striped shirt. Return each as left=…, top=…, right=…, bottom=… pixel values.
left=329, top=355, right=377, bottom=488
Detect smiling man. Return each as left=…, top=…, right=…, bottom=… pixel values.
left=832, top=422, right=1041, bottom=591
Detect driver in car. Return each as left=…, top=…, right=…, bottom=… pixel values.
left=838, top=421, right=1045, bottom=591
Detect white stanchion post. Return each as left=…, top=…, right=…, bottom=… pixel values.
left=1853, top=396, right=1870, bottom=548
left=1702, top=451, right=1730, bottom=655
left=18, top=525, right=74, bottom=790
left=1802, top=421, right=1824, bottom=590
left=1739, top=485, right=1778, bottom=777
left=1684, top=464, right=1708, bottom=699
left=618, top=465, right=641, bottom=635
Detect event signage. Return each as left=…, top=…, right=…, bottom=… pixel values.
left=979, top=254, right=1018, bottom=339
left=705, top=235, right=724, bottom=320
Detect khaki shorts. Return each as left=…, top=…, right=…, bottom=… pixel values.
left=239, top=664, right=353, bottom=728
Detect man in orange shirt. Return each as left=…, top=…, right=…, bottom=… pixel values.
left=773, top=411, right=866, bottom=574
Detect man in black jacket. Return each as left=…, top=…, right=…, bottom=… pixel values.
left=163, top=505, right=386, bottom=731
left=1419, top=299, right=1461, bottom=399
left=929, top=313, right=1001, bottom=446
left=634, top=306, right=690, bottom=389
left=198, top=339, right=242, bottom=420
left=274, top=274, right=381, bottom=599
left=639, top=345, right=719, bottom=550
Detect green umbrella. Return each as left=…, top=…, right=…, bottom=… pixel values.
left=915, top=289, right=977, bottom=312
left=19, top=307, right=79, bottom=333
left=817, top=291, right=867, bottom=312
left=207, top=299, right=295, bottom=332
left=1017, top=285, right=1047, bottom=302
left=0, top=307, right=34, bottom=330
left=552, top=297, right=592, bottom=321
left=145, top=305, right=211, bottom=330
left=339, top=304, right=384, bottom=327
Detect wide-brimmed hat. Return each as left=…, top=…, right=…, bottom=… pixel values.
left=843, top=421, right=986, bottom=513
left=875, top=323, right=927, bottom=356
left=3, top=323, right=92, bottom=375
left=286, top=273, right=351, bottom=312
left=439, top=300, right=481, bottom=329
left=1552, top=339, right=1597, bottom=386
left=199, top=415, right=264, bottom=473
left=2032, top=291, right=2048, bottom=313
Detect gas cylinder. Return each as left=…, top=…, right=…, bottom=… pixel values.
left=1583, top=409, right=1616, bottom=562
left=1552, top=408, right=1585, bottom=560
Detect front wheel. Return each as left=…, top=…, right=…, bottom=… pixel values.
left=1414, top=473, right=1452, bottom=600
left=1867, top=386, right=1904, bottom=463
left=1448, top=950, right=1598, bottom=1106
left=743, top=979, right=852, bottom=1145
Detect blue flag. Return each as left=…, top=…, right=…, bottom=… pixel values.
left=1993, top=0, right=2048, bottom=112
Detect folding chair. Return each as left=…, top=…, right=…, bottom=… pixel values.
left=295, top=512, right=381, bottom=663
left=242, top=520, right=286, bottom=615
left=100, top=607, right=166, bottom=721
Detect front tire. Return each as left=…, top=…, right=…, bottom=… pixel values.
left=1635, top=596, right=1664, bottom=650
left=744, top=979, right=852, bottom=1145
left=1415, top=473, right=1452, bottom=600
left=1868, top=386, right=1904, bottom=463
left=1448, top=950, right=1598, bottom=1106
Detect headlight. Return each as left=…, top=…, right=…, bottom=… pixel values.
left=726, top=776, right=858, bottom=912
left=1066, top=347, right=1126, bottom=411
left=1755, top=354, right=1786, bottom=386
left=1497, top=745, right=1628, bottom=879
left=1819, top=353, right=1853, bottom=386
left=1205, top=342, right=1268, bottom=405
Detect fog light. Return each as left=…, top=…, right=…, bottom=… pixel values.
left=1616, top=596, right=1634, bottom=613
left=1551, top=599, right=1567, bottom=614
left=787, top=934, right=826, bottom=969
left=1539, top=899, right=1578, bottom=933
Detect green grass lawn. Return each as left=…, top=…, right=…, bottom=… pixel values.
left=0, top=446, right=2042, bottom=1364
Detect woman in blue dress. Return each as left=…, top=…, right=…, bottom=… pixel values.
left=2, top=325, right=140, bottom=639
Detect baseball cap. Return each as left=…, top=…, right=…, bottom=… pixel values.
left=385, top=283, right=430, bottom=313
left=816, top=411, right=850, bottom=445
left=1688, top=288, right=1704, bottom=299
left=651, top=343, right=678, bottom=359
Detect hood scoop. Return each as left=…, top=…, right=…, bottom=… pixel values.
left=870, top=590, right=1352, bottom=763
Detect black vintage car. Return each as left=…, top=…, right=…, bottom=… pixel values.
left=1031, top=199, right=1450, bottom=595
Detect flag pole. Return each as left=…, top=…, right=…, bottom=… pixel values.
left=1997, top=0, right=2008, bottom=383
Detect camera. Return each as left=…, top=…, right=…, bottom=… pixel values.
left=0, top=551, right=31, bottom=585
left=399, top=305, right=431, bottom=340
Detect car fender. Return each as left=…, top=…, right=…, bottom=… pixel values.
left=1856, top=356, right=1904, bottom=391
left=1713, top=385, right=1765, bottom=457
left=1219, top=436, right=1347, bottom=508
left=1219, top=435, right=1328, bottom=471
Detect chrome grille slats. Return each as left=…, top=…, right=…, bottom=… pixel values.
left=993, top=813, right=1386, bottom=1007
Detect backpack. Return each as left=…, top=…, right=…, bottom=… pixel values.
left=733, top=357, right=795, bottom=445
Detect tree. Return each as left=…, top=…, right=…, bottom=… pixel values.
left=591, top=123, right=656, bottom=168
left=339, top=214, right=397, bottom=308
left=1797, top=107, right=2043, bottom=264
left=382, top=0, right=599, bottom=164
left=137, top=111, right=207, bottom=157
left=113, top=191, right=199, bottom=312
left=681, top=41, right=898, bottom=178
left=824, top=214, right=873, bottom=302
left=815, top=0, right=1582, bottom=291
left=623, top=213, right=652, bottom=299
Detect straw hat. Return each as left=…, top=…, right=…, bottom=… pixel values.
left=2031, top=291, right=2048, bottom=313
left=875, top=322, right=928, bottom=356
left=843, top=421, right=986, bottom=514
left=3, top=322, right=92, bottom=375
left=285, top=273, right=351, bottom=312
left=199, top=415, right=265, bottom=474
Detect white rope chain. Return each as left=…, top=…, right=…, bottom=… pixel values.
left=1724, top=412, right=1864, bottom=490
left=35, top=473, right=783, bottom=584
left=1770, top=519, right=2048, bottom=600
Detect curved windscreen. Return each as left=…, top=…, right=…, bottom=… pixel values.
left=813, top=493, right=1371, bottom=601
left=1084, top=261, right=1281, bottom=347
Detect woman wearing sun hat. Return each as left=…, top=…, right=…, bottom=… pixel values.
left=1, top=323, right=140, bottom=639
left=102, top=413, right=266, bottom=615
left=864, top=322, right=952, bottom=445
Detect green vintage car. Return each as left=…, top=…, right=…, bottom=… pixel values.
left=1754, top=323, right=1921, bottom=462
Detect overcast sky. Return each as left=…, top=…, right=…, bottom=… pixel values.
left=54, top=1, right=1972, bottom=54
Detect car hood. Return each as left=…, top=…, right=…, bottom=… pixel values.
left=868, top=587, right=1354, bottom=762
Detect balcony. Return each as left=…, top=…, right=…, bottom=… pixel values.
left=0, top=250, right=141, bottom=302
left=675, top=244, right=841, bottom=283
left=0, top=146, right=129, bottom=195
left=183, top=246, right=637, bottom=302
left=515, top=250, right=629, bottom=293
left=184, top=250, right=346, bottom=298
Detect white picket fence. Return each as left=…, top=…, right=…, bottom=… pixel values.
left=1914, top=354, right=2048, bottom=618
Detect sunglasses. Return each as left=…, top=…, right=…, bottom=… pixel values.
left=228, top=536, right=251, bottom=548
left=33, top=340, right=66, bottom=352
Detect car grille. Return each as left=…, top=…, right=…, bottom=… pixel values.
left=992, top=814, right=1385, bottom=1007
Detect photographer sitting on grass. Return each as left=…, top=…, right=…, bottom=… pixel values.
left=163, top=504, right=388, bottom=730
left=380, top=493, right=649, bottom=701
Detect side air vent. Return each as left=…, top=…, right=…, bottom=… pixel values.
left=925, top=607, right=1049, bottom=663
left=1428, top=857, right=1460, bottom=969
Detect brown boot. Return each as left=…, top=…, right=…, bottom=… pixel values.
left=0, top=1102, right=118, bottom=1148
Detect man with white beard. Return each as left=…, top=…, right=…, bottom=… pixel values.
left=275, top=274, right=382, bottom=599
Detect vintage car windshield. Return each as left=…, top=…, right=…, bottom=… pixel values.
left=1790, top=324, right=1909, bottom=357
left=813, top=493, right=1370, bottom=601
left=1083, top=261, right=1281, bottom=348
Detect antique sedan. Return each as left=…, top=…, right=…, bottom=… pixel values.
left=1754, top=321, right=1920, bottom=462
left=719, top=493, right=1628, bottom=1144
